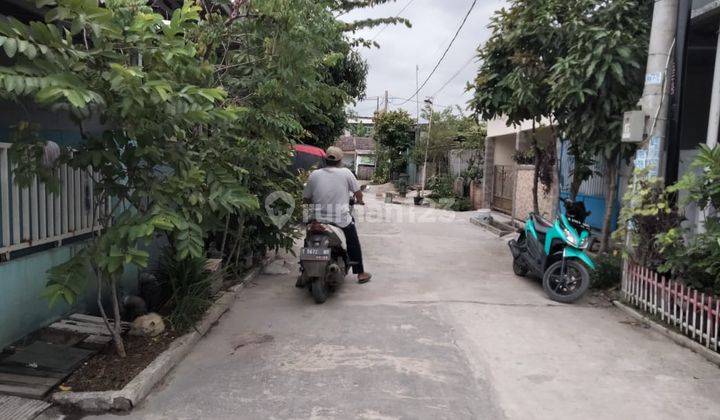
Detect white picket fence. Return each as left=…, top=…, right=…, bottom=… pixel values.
left=0, top=142, right=109, bottom=260
left=622, top=261, right=719, bottom=352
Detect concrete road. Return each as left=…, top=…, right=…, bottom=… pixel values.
left=95, top=195, right=720, bottom=420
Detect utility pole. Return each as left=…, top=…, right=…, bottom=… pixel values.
left=637, top=0, right=679, bottom=179
left=421, top=98, right=434, bottom=194
left=383, top=90, right=389, bottom=113
left=376, top=96, right=380, bottom=114
left=706, top=23, right=720, bottom=148
left=415, top=65, right=420, bottom=126
left=415, top=66, right=421, bottom=188
left=626, top=0, right=679, bottom=249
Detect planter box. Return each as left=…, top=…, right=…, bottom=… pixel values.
left=622, top=262, right=719, bottom=352
left=51, top=267, right=261, bottom=413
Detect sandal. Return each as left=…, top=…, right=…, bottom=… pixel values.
left=358, top=273, right=372, bottom=284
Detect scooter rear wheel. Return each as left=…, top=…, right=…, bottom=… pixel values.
left=542, top=260, right=590, bottom=303
left=311, top=277, right=328, bottom=304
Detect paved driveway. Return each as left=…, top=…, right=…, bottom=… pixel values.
left=94, top=194, right=720, bottom=420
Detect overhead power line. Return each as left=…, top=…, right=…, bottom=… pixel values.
left=430, top=54, right=476, bottom=98
left=370, top=0, right=418, bottom=42
left=399, top=0, right=478, bottom=106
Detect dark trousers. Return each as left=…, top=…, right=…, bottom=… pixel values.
left=341, top=222, right=364, bottom=274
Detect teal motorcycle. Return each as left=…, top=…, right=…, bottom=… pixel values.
left=508, top=200, right=595, bottom=303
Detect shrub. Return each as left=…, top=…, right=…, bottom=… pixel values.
left=656, top=145, right=720, bottom=295
left=461, top=166, right=483, bottom=183
left=372, top=146, right=391, bottom=184
left=157, top=250, right=217, bottom=333
left=512, top=149, right=535, bottom=165
left=590, top=252, right=622, bottom=289
left=614, top=171, right=679, bottom=269
left=427, top=175, right=454, bottom=199
left=450, top=196, right=473, bottom=212
left=657, top=221, right=720, bottom=295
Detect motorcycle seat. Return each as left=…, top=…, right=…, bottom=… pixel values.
left=307, top=222, right=347, bottom=250
left=531, top=213, right=553, bottom=234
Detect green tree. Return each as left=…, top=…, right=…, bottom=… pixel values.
left=0, top=0, right=401, bottom=357
left=469, top=0, right=564, bottom=213
left=414, top=106, right=485, bottom=177
left=3, top=1, right=247, bottom=356
left=374, top=110, right=414, bottom=180
left=470, top=0, right=651, bottom=250
left=549, top=0, right=650, bottom=251
left=300, top=49, right=369, bottom=148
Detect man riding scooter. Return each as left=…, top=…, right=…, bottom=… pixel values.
left=301, top=146, right=372, bottom=284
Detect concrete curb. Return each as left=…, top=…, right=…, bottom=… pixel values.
left=613, top=300, right=720, bottom=367
left=51, top=266, right=262, bottom=413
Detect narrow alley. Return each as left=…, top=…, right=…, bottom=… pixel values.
left=93, top=195, right=720, bottom=420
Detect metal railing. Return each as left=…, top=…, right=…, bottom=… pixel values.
left=0, top=142, right=108, bottom=260
left=623, top=261, right=719, bottom=352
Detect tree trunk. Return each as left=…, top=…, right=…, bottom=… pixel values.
left=530, top=121, right=540, bottom=214
left=110, top=277, right=126, bottom=358
left=96, top=272, right=126, bottom=358
left=600, top=156, right=619, bottom=253
left=570, top=174, right=582, bottom=201
left=110, top=276, right=127, bottom=358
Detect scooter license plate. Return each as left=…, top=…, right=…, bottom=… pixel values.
left=301, top=247, right=331, bottom=261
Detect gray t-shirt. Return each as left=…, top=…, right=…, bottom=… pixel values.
left=303, top=167, right=360, bottom=227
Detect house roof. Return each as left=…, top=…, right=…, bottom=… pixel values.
left=355, top=137, right=375, bottom=151
left=335, top=135, right=375, bottom=152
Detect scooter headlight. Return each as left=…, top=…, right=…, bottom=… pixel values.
left=563, top=228, right=578, bottom=247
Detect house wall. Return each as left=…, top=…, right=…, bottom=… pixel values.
left=486, top=116, right=553, bottom=138
left=514, top=165, right=555, bottom=220
left=484, top=122, right=558, bottom=215
left=494, top=134, right=516, bottom=166
left=448, top=149, right=477, bottom=178
left=0, top=243, right=138, bottom=349
left=0, top=97, right=136, bottom=349
left=341, top=154, right=355, bottom=170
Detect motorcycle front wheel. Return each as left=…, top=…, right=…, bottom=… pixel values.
left=513, top=258, right=528, bottom=277
left=542, top=260, right=590, bottom=303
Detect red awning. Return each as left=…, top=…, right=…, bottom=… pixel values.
left=293, top=144, right=326, bottom=157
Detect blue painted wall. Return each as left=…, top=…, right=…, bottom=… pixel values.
left=0, top=244, right=138, bottom=349
left=0, top=93, right=133, bottom=349
left=0, top=245, right=81, bottom=348
left=559, top=192, right=619, bottom=232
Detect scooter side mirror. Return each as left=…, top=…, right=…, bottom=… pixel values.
left=360, top=184, right=367, bottom=191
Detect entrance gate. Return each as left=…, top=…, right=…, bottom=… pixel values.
left=492, top=165, right=513, bottom=214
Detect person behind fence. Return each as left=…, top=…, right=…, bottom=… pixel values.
left=302, top=146, right=371, bottom=284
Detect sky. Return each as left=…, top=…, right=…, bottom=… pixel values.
left=343, top=0, right=506, bottom=122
